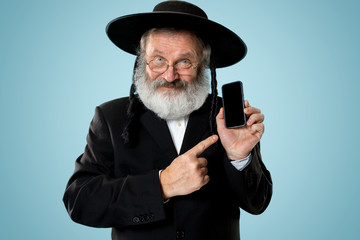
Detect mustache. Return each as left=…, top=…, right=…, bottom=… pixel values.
left=152, top=78, right=188, bottom=89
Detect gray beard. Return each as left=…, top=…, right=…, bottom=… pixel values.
left=134, top=64, right=210, bottom=120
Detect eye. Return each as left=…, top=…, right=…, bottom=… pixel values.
left=153, top=57, right=164, bottom=63
left=180, top=59, right=190, bottom=65
left=177, top=59, right=192, bottom=68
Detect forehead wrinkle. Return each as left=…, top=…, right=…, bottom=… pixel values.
left=145, top=32, right=201, bottom=61
left=147, top=49, right=199, bottom=63
left=178, top=52, right=196, bottom=59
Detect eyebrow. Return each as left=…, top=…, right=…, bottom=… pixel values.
left=179, top=52, right=197, bottom=59
left=150, top=49, right=198, bottom=60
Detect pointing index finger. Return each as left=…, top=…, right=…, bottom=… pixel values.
left=190, top=135, right=218, bottom=157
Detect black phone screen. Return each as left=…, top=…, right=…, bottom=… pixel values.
left=221, top=81, right=247, bottom=128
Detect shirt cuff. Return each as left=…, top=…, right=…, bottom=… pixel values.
left=230, top=153, right=252, bottom=171
left=159, top=170, right=170, bottom=203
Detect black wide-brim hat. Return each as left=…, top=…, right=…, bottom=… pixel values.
left=106, top=1, right=247, bottom=68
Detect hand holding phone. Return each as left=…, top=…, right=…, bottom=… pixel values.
left=221, top=81, right=247, bottom=128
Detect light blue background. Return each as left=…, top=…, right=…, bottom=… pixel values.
left=1, top=0, right=359, bottom=239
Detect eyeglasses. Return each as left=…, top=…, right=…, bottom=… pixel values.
left=146, top=56, right=198, bottom=75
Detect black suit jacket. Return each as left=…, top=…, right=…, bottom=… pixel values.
left=63, top=96, right=272, bottom=240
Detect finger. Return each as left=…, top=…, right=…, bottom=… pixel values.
left=244, top=106, right=261, bottom=116
left=203, top=175, right=210, bottom=185
left=189, top=135, right=218, bottom=157
left=250, top=123, right=265, bottom=138
left=200, top=166, right=208, bottom=176
left=245, top=100, right=250, bottom=108
left=198, top=157, right=208, bottom=168
left=217, top=108, right=224, bottom=120
left=247, top=113, right=265, bottom=126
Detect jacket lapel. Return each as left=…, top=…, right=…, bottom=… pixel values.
left=179, top=98, right=211, bottom=155
left=139, top=110, right=178, bottom=162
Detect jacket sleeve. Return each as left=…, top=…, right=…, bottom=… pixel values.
left=223, top=143, right=273, bottom=215
left=63, top=107, right=166, bottom=228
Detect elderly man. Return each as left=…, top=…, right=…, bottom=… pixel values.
left=63, top=1, right=272, bottom=240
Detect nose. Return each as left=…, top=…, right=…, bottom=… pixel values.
left=163, top=65, right=179, bottom=82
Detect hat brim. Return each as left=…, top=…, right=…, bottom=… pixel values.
left=106, top=12, right=247, bottom=68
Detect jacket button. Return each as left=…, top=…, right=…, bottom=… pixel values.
left=176, top=230, right=185, bottom=239
left=132, top=217, right=140, bottom=223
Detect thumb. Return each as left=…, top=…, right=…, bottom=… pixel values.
left=216, top=108, right=226, bottom=132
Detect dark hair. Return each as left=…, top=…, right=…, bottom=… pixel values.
left=121, top=56, right=141, bottom=146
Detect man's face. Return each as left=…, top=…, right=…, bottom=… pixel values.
left=144, top=30, right=202, bottom=93
left=134, top=29, right=209, bottom=120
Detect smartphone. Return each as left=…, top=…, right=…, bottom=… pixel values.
left=221, top=81, right=247, bottom=128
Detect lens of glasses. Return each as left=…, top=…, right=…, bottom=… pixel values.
left=148, top=58, right=195, bottom=74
